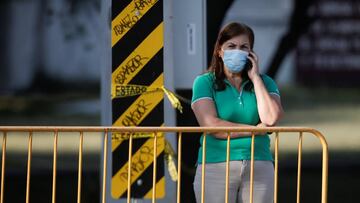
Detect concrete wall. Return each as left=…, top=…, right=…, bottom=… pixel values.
left=5, top=0, right=104, bottom=92
left=172, top=0, right=207, bottom=89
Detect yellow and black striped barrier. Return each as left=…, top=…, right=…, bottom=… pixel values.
left=111, top=0, right=166, bottom=199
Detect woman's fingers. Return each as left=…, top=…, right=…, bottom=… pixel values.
left=249, top=51, right=258, bottom=62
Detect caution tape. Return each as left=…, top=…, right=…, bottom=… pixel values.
left=112, top=84, right=183, bottom=113
left=161, top=86, right=183, bottom=114
left=164, top=139, right=178, bottom=181
left=112, top=132, right=164, bottom=140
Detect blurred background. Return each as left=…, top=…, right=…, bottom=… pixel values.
left=0, top=0, right=359, bottom=202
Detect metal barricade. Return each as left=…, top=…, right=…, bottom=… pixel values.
left=0, top=127, right=328, bottom=203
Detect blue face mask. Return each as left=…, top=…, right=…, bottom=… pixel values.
left=223, top=49, right=249, bottom=73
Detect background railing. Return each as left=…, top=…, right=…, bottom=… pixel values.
left=0, top=127, right=328, bottom=203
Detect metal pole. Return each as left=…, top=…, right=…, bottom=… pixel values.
left=52, top=131, right=58, bottom=203
left=1, top=132, right=7, bottom=203
left=152, top=132, right=158, bottom=203
left=176, top=132, right=182, bottom=203
left=297, top=132, right=303, bottom=203
left=274, top=132, right=279, bottom=203
left=225, top=133, right=230, bottom=203
left=201, top=132, right=206, bottom=203
left=102, top=130, right=108, bottom=203
left=77, top=132, right=84, bottom=203
left=127, top=134, right=133, bottom=203
left=249, top=133, right=255, bottom=203
left=26, top=132, right=33, bottom=203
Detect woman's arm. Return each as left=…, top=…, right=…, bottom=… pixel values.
left=247, top=52, right=284, bottom=126
left=252, top=76, right=284, bottom=126
left=191, top=99, right=261, bottom=139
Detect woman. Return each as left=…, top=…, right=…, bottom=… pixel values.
left=191, top=22, right=284, bottom=203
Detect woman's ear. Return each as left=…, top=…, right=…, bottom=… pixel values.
left=218, top=49, right=223, bottom=58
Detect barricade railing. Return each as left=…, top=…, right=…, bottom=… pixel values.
left=0, top=127, right=328, bottom=203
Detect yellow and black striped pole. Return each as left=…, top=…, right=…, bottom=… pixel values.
left=111, top=0, right=165, bottom=199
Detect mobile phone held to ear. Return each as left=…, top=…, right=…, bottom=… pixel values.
left=245, top=51, right=254, bottom=70
left=245, top=57, right=253, bottom=70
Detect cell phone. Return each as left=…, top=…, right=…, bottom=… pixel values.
left=245, top=51, right=255, bottom=69
left=245, top=58, right=253, bottom=70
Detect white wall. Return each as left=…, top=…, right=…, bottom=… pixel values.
left=172, top=0, right=207, bottom=89
left=8, top=1, right=38, bottom=90
left=43, top=1, right=102, bottom=82
left=7, top=0, right=103, bottom=91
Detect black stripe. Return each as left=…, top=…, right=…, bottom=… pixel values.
left=112, top=0, right=163, bottom=71
left=111, top=0, right=132, bottom=20
left=138, top=100, right=163, bottom=126
left=111, top=101, right=163, bottom=175
left=112, top=138, right=149, bottom=176
left=120, top=152, right=165, bottom=198
left=111, top=48, right=163, bottom=123
left=128, top=48, right=163, bottom=85
left=112, top=97, right=137, bottom=123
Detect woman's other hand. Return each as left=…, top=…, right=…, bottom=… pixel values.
left=256, top=122, right=269, bottom=135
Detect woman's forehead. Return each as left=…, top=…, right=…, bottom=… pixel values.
left=224, top=35, right=250, bottom=44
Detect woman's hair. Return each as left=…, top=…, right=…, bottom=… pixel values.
left=208, top=22, right=255, bottom=91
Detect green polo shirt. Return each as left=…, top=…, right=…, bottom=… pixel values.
left=191, top=72, right=280, bottom=163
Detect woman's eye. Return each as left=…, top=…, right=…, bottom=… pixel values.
left=241, top=46, right=250, bottom=51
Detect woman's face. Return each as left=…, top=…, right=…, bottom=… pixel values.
left=219, top=34, right=251, bottom=58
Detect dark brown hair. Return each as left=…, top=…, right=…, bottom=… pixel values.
left=208, top=22, right=255, bottom=91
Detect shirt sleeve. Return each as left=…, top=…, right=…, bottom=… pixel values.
left=191, top=74, right=214, bottom=105
left=261, top=74, right=281, bottom=97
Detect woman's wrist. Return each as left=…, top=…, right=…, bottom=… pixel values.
left=250, top=73, right=261, bottom=83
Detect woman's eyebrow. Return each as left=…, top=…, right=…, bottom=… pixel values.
left=226, top=41, right=237, bottom=45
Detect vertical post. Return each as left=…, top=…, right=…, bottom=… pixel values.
left=26, top=131, right=33, bottom=203
left=77, top=132, right=84, bottom=203
left=102, top=130, right=108, bottom=203
left=274, top=132, right=279, bottom=203
left=127, top=134, right=133, bottom=203
left=152, top=132, right=158, bottom=203
left=225, top=133, right=230, bottom=203
left=111, top=0, right=165, bottom=199
left=177, top=132, right=182, bottom=203
left=297, top=132, right=303, bottom=203
left=52, top=130, right=58, bottom=203
left=319, top=134, right=328, bottom=203
left=201, top=132, right=207, bottom=203
left=1, top=132, right=7, bottom=203
left=249, top=133, right=255, bottom=203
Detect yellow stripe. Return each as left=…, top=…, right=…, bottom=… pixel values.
left=144, top=176, right=165, bottom=199
left=111, top=73, right=164, bottom=151
left=111, top=136, right=165, bottom=198
left=111, top=0, right=158, bottom=47
left=111, top=123, right=165, bottom=151
left=113, top=73, right=164, bottom=127
left=111, top=22, right=163, bottom=95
